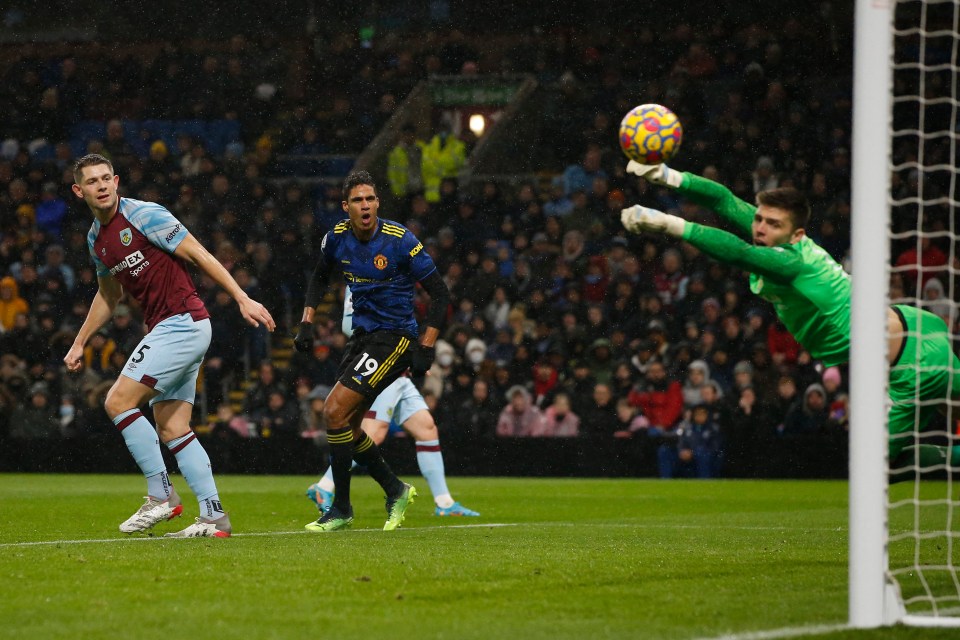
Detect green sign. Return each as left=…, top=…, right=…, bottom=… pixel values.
left=431, top=83, right=519, bottom=106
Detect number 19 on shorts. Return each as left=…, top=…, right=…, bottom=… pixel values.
left=354, top=352, right=380, bottom=376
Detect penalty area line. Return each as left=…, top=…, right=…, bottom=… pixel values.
left=692, top=623, right=850, bottom=640
left=0, top=522, right=520, bottom=548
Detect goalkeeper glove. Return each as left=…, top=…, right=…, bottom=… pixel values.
left=625, top=160, right=683, bottom=188
left=293, top=321, right=314, bottom=353
left=620, top=205, right=687, bottom=238
left=410, top=344, right=435, bottom=381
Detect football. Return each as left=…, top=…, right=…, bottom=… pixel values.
left=618, top=104, right=683, bottom=164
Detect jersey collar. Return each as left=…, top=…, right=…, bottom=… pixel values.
left=351, top=217, right=381, bottom=243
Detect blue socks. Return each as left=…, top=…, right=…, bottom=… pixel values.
left=416, top=440, right=453, bottom=508
left=114, top=408, right=224, bottom=519
left=147, top=471, right=172, bottom=500
left=113, top=409, right=170, bottom=499
left=166, top=432, right=225, bottom=520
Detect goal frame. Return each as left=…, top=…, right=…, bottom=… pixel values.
left=848, top=0, right=895, bottom=627
left=849, top=0, right=960, bottom=628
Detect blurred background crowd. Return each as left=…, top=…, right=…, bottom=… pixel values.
left=1, top=1, right=948, bottom=478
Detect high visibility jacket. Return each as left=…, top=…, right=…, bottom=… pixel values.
left=387, top=140, right=425, bottom=197
left=421, top=134, right=466, bottom=202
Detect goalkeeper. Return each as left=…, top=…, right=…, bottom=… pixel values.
left=620, top=161, right=960, bottom=473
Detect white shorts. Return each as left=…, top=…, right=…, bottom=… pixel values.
left=121, top=314, right=211, bottom=406
left=367, top=377, right=428, bottom=427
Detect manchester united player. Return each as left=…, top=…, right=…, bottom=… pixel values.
left=293, top=170, right=450, bottom=532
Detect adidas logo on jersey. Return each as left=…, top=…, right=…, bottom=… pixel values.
left=381, top=223, right=405, bottom=238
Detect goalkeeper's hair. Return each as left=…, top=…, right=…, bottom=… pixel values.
left=342, top=170, right=377, bottom=199
left=73, top=153, right=114, bottom=184
left=756, top=187, right=811, bottom=231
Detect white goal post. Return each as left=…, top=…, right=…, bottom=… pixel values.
left=849, top=0, right=893, bottom=630
left=850, top=0, right=960, bottom=628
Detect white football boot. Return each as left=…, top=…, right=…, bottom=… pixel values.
left=164, top=513, right=232, bottom=538
left=119, top=487, right=183, bottom=533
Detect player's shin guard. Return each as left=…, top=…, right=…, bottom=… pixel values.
left=113, top=409, right=169, bottom=497
left=166, top=431, right=225, bottom=519
left=327, top=427, right=355, bottom=513
left=353, top=433, right=403, bottom=497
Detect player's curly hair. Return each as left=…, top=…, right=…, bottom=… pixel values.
left=72, top=153, right=114, bottom=184
left=342, top=170, right=377, bottom=198
left=756, top=187, right=811, bottom=231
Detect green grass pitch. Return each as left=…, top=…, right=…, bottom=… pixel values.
left=0, top=474, right=956, bottom=640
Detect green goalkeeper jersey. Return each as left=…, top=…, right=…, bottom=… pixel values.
left=677, top=173, right=852, bottom=367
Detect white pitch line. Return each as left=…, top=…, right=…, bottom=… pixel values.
left=586, top=523, right=845, bottom=533
left=233, top=521, right=521, bottom=538
left=0, top=522, right=520, bottom=549
left=692, top=623, right=849, bottom=640
left=0, top=520, right=847, bottom=550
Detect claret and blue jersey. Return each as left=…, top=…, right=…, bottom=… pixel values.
left=87, top=197, right=208, bottom=331
left=319, top=218, right=436, bottom=337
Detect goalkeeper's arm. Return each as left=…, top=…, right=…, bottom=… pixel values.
left=621, top=205, right=802, bottom=284
left=627, top=161, right=756, bottom=238
left=682, top=222, right=803, bottom=284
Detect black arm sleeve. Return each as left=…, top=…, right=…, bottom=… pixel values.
left=303, top=259, right=331, bottom=309
left=418, top=269, right=450, bottom=331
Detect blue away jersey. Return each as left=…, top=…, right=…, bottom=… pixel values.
left=320, top=218, right=436, bottom=336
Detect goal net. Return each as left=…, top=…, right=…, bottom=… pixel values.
left=851, top=0, right=960, bottom=628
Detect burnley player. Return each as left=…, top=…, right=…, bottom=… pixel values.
left=294, top=170, right=450, bottom=532
left=620, top=161, right=960, bottom=474
left=65, top=154, right=276, bottom=537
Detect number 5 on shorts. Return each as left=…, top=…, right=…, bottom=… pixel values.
left=132, top=344, right=151, bottom=363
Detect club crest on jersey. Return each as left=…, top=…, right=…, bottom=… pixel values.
left=373, top=254, right=388, bottom=270
left=119, top=227, right=132, bottom=246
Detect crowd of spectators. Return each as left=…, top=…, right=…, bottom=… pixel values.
left=3, top=12, right=949, bottom=478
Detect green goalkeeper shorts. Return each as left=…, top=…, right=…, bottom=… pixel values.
left=888, top=304, right=960, bottom=460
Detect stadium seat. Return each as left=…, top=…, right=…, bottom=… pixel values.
left=208, top=120, right=242, bottom=154
left=175, top=120, right=207, bottom=149
left=141, top=120, right=177, bottom=152
left=69, top=121, right=106, bottom=156
left=122, top=120, right=149, bottom=158
left=321, top=156, right=355, bottom=178
left=29, top=141, right=55, bottom=162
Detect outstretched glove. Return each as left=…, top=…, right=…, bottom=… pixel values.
left=625, top=160, right=683, bottom=188
left=410, top=344, right=436, bottom=383
left=620, top=205, right=687, bottom=237
left=293, top=321, right=314, bottom=353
